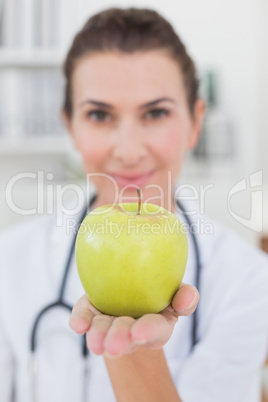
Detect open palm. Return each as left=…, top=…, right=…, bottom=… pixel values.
left=70, top=283, right=199, bottom=357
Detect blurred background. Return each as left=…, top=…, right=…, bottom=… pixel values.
left=0, top=0, right=268, bottom=252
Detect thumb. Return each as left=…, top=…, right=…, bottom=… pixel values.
left=172, top=283, right=199, bottom=316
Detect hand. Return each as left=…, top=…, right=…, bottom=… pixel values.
left=69, top=283, right=199, bottom=358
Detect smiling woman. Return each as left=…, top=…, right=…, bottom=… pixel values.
left=62, top=50, right=204, bottom=211
left=61, top=8, right=204, bottom=213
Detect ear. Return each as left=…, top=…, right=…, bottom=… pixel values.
left=187, top=99, right=206, bottom=149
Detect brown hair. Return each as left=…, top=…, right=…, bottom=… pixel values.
left=63, top=7, right=199, bottom=117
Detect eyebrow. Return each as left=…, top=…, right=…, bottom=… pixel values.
left=79, top=97, right=176, bottom=110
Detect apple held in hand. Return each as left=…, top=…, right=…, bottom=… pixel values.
left=75, top=194, right=188, bottom=318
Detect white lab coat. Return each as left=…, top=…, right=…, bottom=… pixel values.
left=0, top=201, right=268, bottom=402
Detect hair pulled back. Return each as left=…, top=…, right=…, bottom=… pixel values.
left=63, top=7, right=199, bottom=117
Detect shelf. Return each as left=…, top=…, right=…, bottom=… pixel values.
left=0, top=136, right=74, bottom=155
left=0, top=49, right=64, bottom=68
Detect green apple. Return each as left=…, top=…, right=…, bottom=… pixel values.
left=75, top=197, right=188, bottom=318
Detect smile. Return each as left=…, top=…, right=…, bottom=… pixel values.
left=108, top=171, right=155, bottom=188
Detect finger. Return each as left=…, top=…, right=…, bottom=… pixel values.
left=130, top=314, right=173, bottom=349
left=87, top=315, right=114, bottom=355
left=172, top=283, right=199, bottom=316
left=69, top=294, right=95, bottom=334
left=103, top=316, right=135, bottom=356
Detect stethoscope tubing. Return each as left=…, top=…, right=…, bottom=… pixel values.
left=177, top=200, right=201, bottom=349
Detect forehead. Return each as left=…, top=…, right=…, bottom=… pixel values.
left=72, top=51, right=185, bottom=104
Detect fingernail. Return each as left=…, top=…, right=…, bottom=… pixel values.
left=133, top=339, right=147, bottom=345
left=181, top=288, right=199, bottom=312
left=104, top=352, right=122, bottom=360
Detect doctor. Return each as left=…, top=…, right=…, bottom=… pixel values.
left=1, top=7, right=268, bottom=402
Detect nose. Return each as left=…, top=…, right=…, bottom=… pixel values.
left=113, top=120, right=147, bottom=166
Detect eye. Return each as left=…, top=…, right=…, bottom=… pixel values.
left=87, top=110, right=110, bottom=122
left=145, top=108, right=169, bottom=120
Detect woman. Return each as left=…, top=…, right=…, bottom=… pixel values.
left=1, top=7, right=268, bottom=402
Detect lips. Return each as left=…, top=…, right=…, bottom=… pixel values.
left=108, top=171, right=155, bottom=188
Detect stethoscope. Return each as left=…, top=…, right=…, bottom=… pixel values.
left=29, top=193, right=201, bottom=401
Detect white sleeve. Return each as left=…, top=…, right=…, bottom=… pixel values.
left=0, top=242, right=15, bottom=401
left=0, top=305, right=15, bottom=401
left=178, top=247, right=268, bottom=401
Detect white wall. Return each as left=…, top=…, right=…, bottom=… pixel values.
left=259, top=0, right=268, bottom=181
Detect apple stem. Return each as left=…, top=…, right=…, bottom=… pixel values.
left=137, top=189, right=141, bottom=215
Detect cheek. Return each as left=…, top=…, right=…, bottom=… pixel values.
left=73, top=129, right=110, bottom=172
left=152, top=124, right=188, bottom=166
